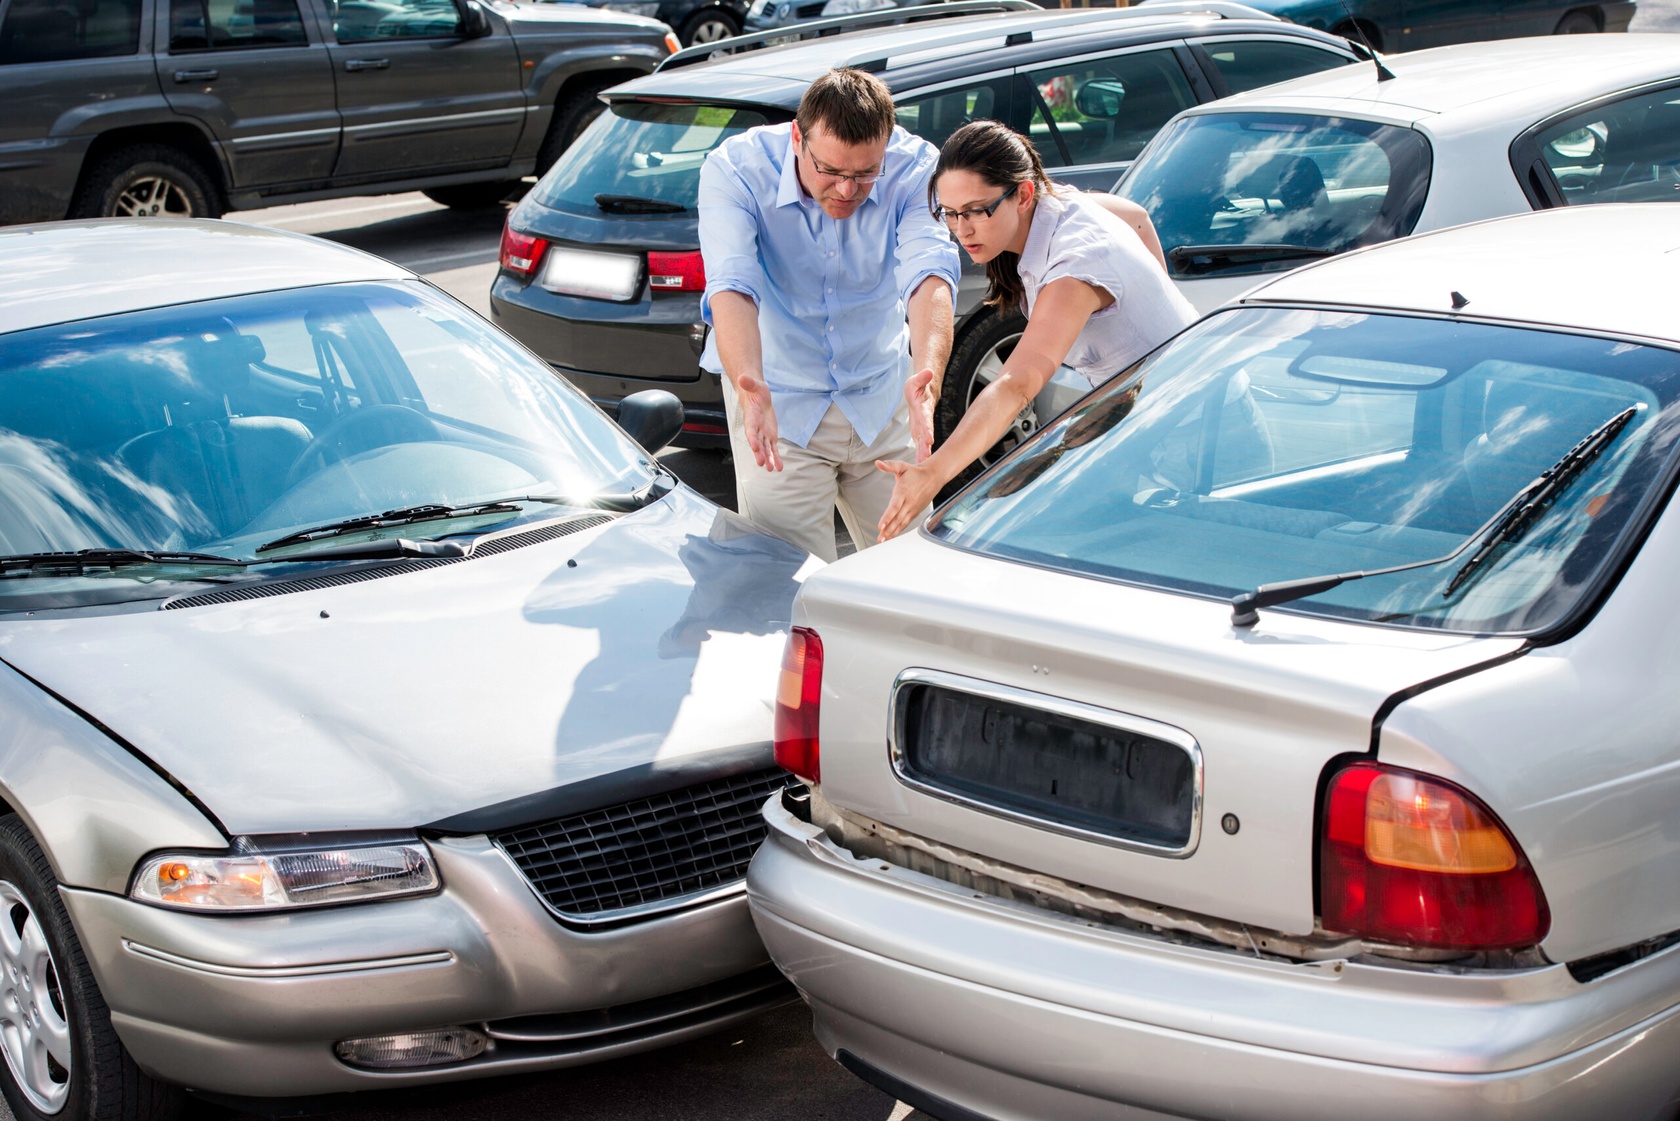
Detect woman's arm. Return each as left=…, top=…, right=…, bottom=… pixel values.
left=875, top=277, right=1108, bottom=541
left=1088, top=193, right=1168, bottom=272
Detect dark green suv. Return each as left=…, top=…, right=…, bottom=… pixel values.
left=0, top=0, right=678, bottom=224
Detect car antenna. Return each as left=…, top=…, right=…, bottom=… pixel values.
left=1334, top=0, right=1396, bottom=81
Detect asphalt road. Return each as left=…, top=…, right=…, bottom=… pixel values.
left=8, top=11, right=1675, bottom=1120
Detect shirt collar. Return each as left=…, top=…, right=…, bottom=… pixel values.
left=1017, top=187, right=1063, bottom=282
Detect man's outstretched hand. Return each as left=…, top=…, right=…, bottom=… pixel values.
left=904, top=367, right=938, bottom=463
left=735, top=373, right=782, bottom=471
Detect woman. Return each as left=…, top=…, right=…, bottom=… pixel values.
left=876, top=119, right=1197, bottom=540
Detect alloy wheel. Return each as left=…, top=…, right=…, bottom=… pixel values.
left=111, top=175, right=196, bottom=218
left=688, top=15, right=735, bottom=43
left=0, top=881, right=70, bottom=1114
left=965, top=328, right=1033, bottom=466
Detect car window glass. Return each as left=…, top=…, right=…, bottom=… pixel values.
left=170, top=0, right=306, bottom=50
left=331, top=0, right=459, bottom=43
left=896, top=78, right=1013, bottom=150
left=1119, top=113, right=1432, bottom=279
left=1026, top=49, right=1196, bottom=169
left=532, top=102, right=775, bottom=213
left=931, top=307, right=1680, bottom=635
left=1534, top=86, right=1680, bottom=206
left=1199, top=39, right=1353, bottom=95
left=0, top=0, right=141, bottom=62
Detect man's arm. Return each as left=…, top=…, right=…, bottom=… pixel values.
left=903, top=275, right=953, bottom=461
left=709, top=290, right=781, bottom=471
left=1089, top=192, right=1168, bottom=272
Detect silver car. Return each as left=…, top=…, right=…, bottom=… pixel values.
left=0, top=219, right=811, bottom=1119
left=750, top=204, right=1680, bottom=1120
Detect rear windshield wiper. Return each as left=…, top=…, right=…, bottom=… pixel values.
left=594, top=194, right=687, bottom=214
left=257, top=501, right=523, bottom=554
left=1230, top=405, right=1640, bottom=627
left=1168, top=243, right=1335, bottom=277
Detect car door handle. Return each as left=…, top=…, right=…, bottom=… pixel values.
left=344, top=57, right=390, bottom=71
left=172, top=68, right=219, bottom=82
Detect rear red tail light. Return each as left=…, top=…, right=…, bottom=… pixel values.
left=773, top=626, right=822, bottom=782
left=647, top=250, right=706, bottom=292
left=499, top=221, right=549, bottom=279
left=1320, top=762, right=1550, bottom=951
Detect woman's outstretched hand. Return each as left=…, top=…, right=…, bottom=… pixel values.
left=875, top=457, right=943, bottom=542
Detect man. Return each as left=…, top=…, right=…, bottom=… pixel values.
left=697, top=67, right=960, bottom=562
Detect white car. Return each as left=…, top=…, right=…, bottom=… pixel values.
left=749, top=204, right=1680, bottom=1120
left=1115, top=34, right=1680, bottom=312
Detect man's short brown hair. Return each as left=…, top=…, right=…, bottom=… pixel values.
left=796, top=68, right=895, bottom=146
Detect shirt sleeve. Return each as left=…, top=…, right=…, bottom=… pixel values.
left=697, top=145, right=767, bottom=325
left=893, top=142, right=961, bottom=306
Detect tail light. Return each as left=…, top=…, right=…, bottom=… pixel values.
left=647, top=250, right=706, bottom=292
left=499, top=221, right=549, bottom=279
left=1320, top=762, right=1549, bottom=951
left=773, top=627, right=823, bottom=782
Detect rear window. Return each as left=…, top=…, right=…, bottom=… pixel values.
left=532, top=101, right=779, bottom=213
left=1118, top=112, right=1431, bottom=281
left=930, top=307, right=1680, bottom=636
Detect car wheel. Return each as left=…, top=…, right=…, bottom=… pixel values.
left=1331, top=18, right=1383, bottom=53
left=935, top=306, right=1029, bottom=499
left=536, top=80, right=615, bottom=177
left=681, top=8, right=740, bottom=45
left=70, top=145, right=221, bottom=221
left=1552, top=8, right=1599, bottom=32
left=0, top=816, right=181, bottom=1121
left=422, top=181, right=520, bottom=209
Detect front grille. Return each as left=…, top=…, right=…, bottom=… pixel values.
left=493, top=767, right=797, bottom=924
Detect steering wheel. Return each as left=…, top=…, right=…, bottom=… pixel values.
left=284, top=404, right=440, bottom=490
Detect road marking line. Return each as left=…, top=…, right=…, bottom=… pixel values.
left=406, top=248, right=498, bottom=269
left=255, top=198, right=442, bottom=225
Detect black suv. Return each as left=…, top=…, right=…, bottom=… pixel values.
left=489, top=0, right=1358, bottom=457
left=0, top=0, right=677, bottom=224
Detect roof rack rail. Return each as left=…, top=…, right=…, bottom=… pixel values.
left=657, top=0, right=1037, bottom=72
left=1127, top=0, right=1281, bottom=19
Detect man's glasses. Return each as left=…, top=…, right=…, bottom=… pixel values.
left=932, top=183, right=1019, bottom=228
left=803, top=143, right=884, bottom=186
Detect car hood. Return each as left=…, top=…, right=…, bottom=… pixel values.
left=0, top=488, right=815, bottom=837
left=497, top=0, right=668, bottom=33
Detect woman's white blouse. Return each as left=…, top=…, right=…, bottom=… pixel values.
left=1016, top=188, right=1198, bottom=387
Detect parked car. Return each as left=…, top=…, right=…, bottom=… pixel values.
left=0, top=218, right=812, bottom=1119
left=1139, top=0, right=1636, bottom=52
left=748, top=202, right=1680, bottom=1121
left=0, top=0, right=679, bottom=226
left=562, top=0, right=749, bottom=45
left=490, top=0, right=1359, bottom=472
left=1117, top=34, right=1680, bottom=315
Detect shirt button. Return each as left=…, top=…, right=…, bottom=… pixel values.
left=828, top=251, right=835, bottom=258
left=827, top=324, right=834, bottom=332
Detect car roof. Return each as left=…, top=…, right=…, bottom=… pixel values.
left=612, top=4, right=1349, bottom=106
left=0, top=219, right=413, bottom=336
left=1236, top=203, right=1680, bottom=347
left=1173, top=34, right=1680, bottom=128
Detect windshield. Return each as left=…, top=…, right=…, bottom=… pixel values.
left=1118, top=113, right=1431, bottom=280
left=532, top=101, right=778, bottom=213
left=930, top=307, right=1680, bottom=635
left=0, top=280, right=652, bottom=607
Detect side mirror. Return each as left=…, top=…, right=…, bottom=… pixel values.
left=1074, top=79, right=1126, bottom=119
left=617, top=390, right=685, bottom=454
left=456, top=0, right=492, bottom=37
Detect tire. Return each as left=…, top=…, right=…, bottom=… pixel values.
left=680, top=7, right=740, bottom=46
left=535, top=80, right=615, bottom=177
left=1553, top=8, right=1599, bottom=32
left=1331, top=19, right=1383, bottom=54
left=421, top=181, right=520, bottom=209
left=70, top=145, right=221, bottom=221
left=934, top=306, right=1029, bottom=500
left=0, top=816, right=181, bottom=1121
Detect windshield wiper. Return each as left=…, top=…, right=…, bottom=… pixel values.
left=256, top=502, right=523, bottom=554
left=1230, top=405, right=1640, bottom=627
left=594, top=194, right=687, bottom=214
left=0, top=549, right=245, bottom=577
left=1168, top=243, right=1335, bottom=277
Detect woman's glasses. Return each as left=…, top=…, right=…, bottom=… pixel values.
left=933, top=183, right=1019, bottom=228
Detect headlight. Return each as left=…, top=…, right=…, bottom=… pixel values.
left=132, top=839, right=439, bottom=912
left=603, top=1, right=662, bottom=14
left=821, top=0, right=896, bottom=14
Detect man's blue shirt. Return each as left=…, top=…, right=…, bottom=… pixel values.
left=698, top=123, right=960, bottom=448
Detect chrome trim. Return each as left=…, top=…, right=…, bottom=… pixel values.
left=487, top=842, right=749, bottom=928
left=343, top=107, right=526, bottom=135
left=123, top=941, right=453, bottom=978
left=888, top=668, right=1204, bottom=858
left=229, top=127, right=341, bottom=146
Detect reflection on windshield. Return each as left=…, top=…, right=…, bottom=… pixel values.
left=0, top=281, right=651, bottom=605
left=932, top=308, right=1680, bottom=635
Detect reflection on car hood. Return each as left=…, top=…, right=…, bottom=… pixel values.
left=0, top=488, right=814, bottom=836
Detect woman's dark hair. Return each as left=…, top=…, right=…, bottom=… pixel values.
left=930, top=120, right=1054, bottom=309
